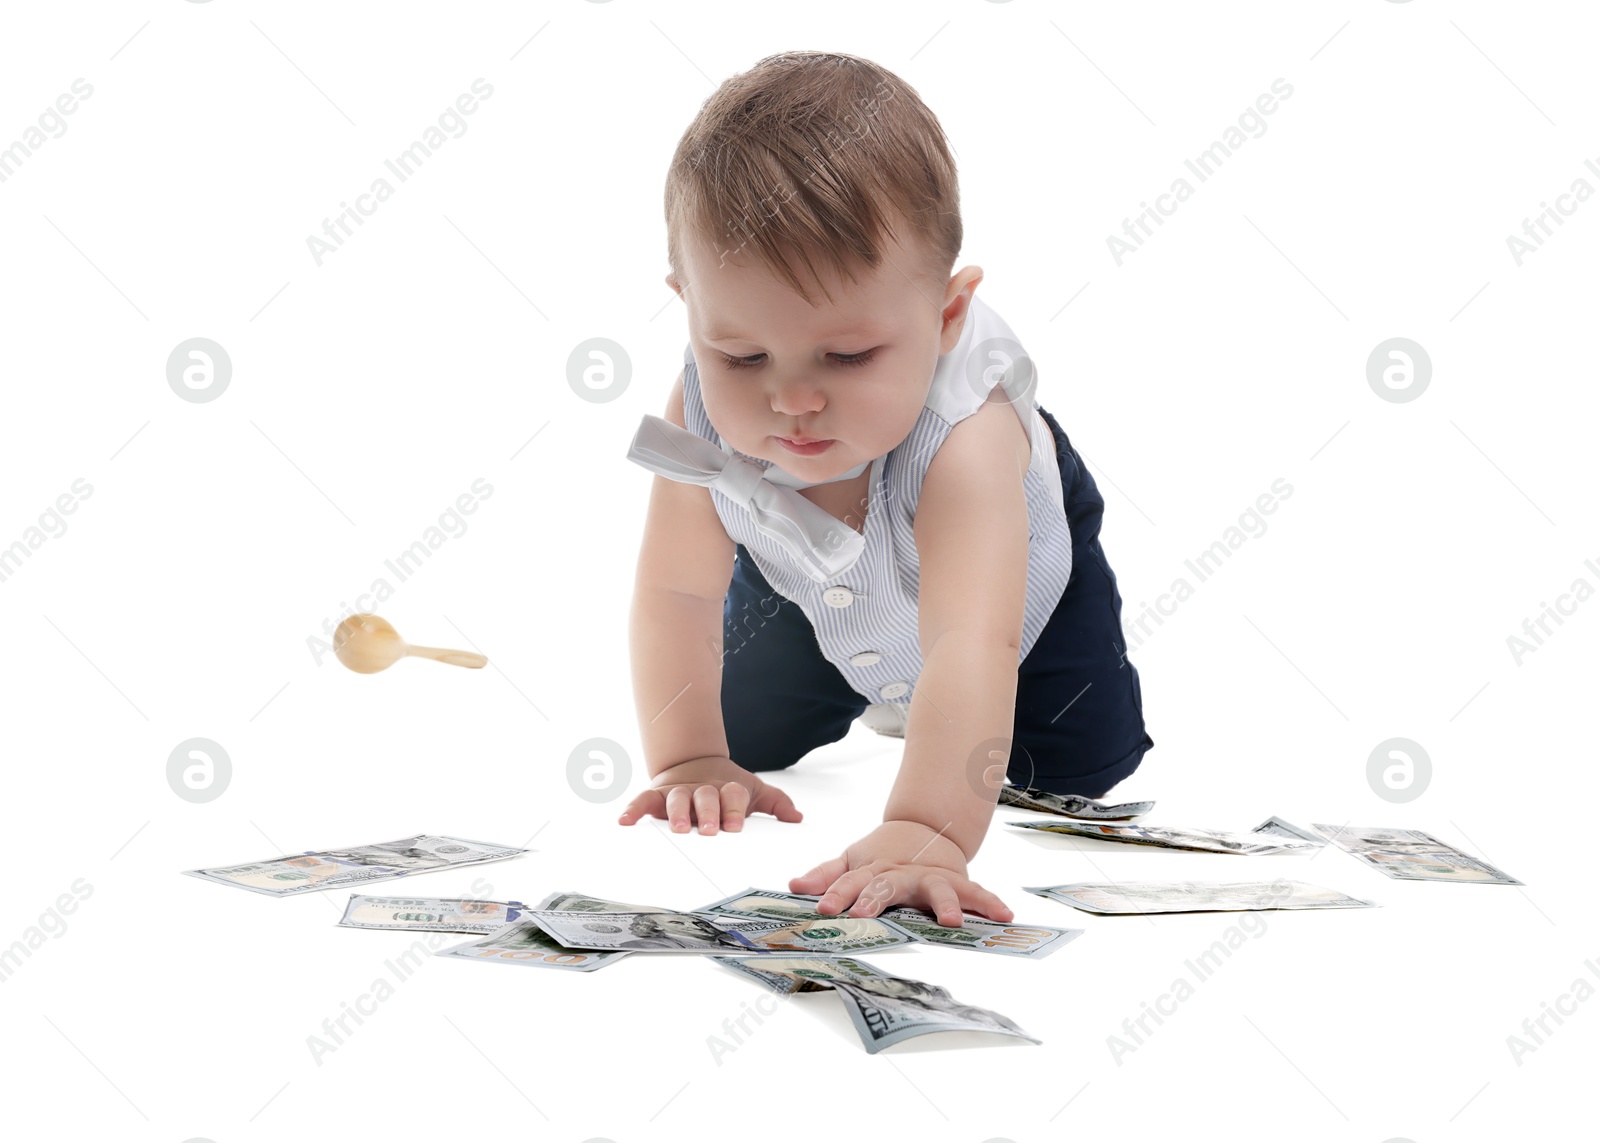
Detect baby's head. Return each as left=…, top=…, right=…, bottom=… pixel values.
left=663, top=51, right=982, bottom=479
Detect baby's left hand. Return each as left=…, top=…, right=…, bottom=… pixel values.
left=789, top=820, right=1014, bottom=928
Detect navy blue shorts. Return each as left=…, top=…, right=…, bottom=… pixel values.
left=720, top=404, right=1154, bottom=799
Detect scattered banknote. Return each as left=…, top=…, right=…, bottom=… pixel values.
left=712, top=955, right=1040, bottom=1053
left=997, top=786, right=1154, bottom=819
left=1007, top=820, right=1319, bottom=855
left=1250, top=816, right=1328, bottom=845
left=715, top=953, right=892, bottom=996
left=436, top=917, right=630, bottom=972
left=827, top=978, right=1039, bottom=1053
left=1026, top=879, right=1376, bottom=915
left=694, top=888, right=842, bottom=923
left=339, top=894, right=528, bottom=933
left=1311, top=824, right=1522, bottom=885
left=876, top=907, right=1081, bottom=958
left=431, top=889, right=670, bottom=972
left=535, top=890, right=674, bottom=913
left=522, top=907, right=916, bottom=955
left=697, top=887, right=1080, bottom=959
left=182, top=834, right=528, bottom=897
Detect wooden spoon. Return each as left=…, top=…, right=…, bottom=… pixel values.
left=333, top=614, right=487, bottom=674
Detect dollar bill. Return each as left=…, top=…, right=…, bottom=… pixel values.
left=830, top=978, right=1040, bottom=1053
left=876, top=907, right=1082, bottom=958
left=536, top=890, right=674, bottom=913
left=1025, top=879, right=1376, bottom=915
left=711, top=955, right=1040, bottom=1053
left=435, top=917, right=629, bottom=972
left=339, top=894, right=528, bottom=933
left=713, top=954, right=894, bottom=995
left=696, top=887, right=840, bottom=923
left=1007, top=820, right=1318, bottom=855
left=698, top=887, right=1079, bottom=959
left=182, top=834, right=528, bottom=897
left=712, top=954, right=865, bottom=994
left=1311, top=824, right=1522, bottom=885
left=1250, top=816, right=1328, bottom=845
left=997, top=786, right=1154, bottom=819
left=522, top=908, right=914, bottom=955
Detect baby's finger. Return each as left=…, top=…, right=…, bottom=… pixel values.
left=664, top=785, right=695, bottom=833
left=955, top=880, right=1014, bottom=924
left=818, top=866, right=880, bottom=916
left=789, top=856, right=847, bottom=896
left=617, top=788, right=665, bottom=826
left=921, top=875, right=965, bottom=927
left=849, top=873, right=899, bottom=918
left=692, top=784, right=721, bottom=834
left=718, top=781, right=751, bottom=832
left=751, top=783, right=803, bottom=823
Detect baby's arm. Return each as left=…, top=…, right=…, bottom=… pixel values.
left=628, top=368, right=734, bottom=769
left=792, top=397, right=1032, bottom=924
left=619, top=369, right=802, bottom=834
left=884, top=396, right=1033, bottom=861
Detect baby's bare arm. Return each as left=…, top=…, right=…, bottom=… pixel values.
left=622, top=369, right=803, bottom=832
left=629, top=369, right=737, bottom=776
left=789, top=400, right=1031, bottom=925
left=885, top=398, right=1033, bottom=860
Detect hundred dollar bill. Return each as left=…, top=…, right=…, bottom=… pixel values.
left=697, top=887, right=840, bottom=922
left=997, top=786, right=1154, bottom=819
left=1025, top=879, right=1376, bottom=915
left=339, top=895, right=528, bottom=933
left=1311, top=824, right=1522, bottom=885
left=697, top=888, right=910, bottom=935
left=711, top=955, right=1040, bottom=1052
left=713, top=954, right=894, bottom=994
left=831, top=978, right=1040, bottom=1053
left=1250, top=815, right=1328, bottom=845
left=712, top=954, right=871, bottom=994
left=536, top=890, right=674, bottom=913
left=436, top=917, right=629, bottom=972
left=698, top=887, right=1076, bottom=959
left=876, top=907, right=1082, bottom=958
left=1007, top=820, right=1318, bottom=855
left=182, top=834, right=528, bottom=897
left=523, top=908, right=914, bottom=955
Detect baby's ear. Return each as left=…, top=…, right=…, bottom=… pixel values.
left=664, top=273, right=683, bottom=295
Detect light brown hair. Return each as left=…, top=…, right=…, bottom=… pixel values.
left=665, top=50, right=963, bottom=307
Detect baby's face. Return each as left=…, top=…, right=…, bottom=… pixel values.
left=670, top=229, right=981, bottom=480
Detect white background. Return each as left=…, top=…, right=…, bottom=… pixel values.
left=1, top=1, right=1595, bottom=1140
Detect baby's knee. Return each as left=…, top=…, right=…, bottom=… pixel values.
left=736, top=750, right=802, bottom=775
left=1015, top=731, right=1152, bottom=799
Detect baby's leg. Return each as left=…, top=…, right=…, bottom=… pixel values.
left=720, top=545, right=869, bottom=772
left=1013, top=409, right=1155, bottom=798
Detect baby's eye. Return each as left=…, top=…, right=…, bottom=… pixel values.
left=719, top=351, right=876, bottom=370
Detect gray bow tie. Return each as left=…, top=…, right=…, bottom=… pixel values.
left=625, top=414, right=868, bottom=584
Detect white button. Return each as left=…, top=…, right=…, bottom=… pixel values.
left=879, top=681, right=910, bottom=700
left=822, top=586, right=854, bottom=608
left=848, top=651, right=882, bottom=668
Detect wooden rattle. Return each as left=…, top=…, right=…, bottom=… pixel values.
left=332, top=614, right=487, bottom=674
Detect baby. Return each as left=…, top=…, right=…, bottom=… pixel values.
left=619, top=51, right=1154, bottom=927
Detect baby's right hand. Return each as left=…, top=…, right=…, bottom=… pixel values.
left=616, top=755, right=803, bottom=835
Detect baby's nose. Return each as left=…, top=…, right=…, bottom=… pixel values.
left=770, top=376, right=826, bottom=414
